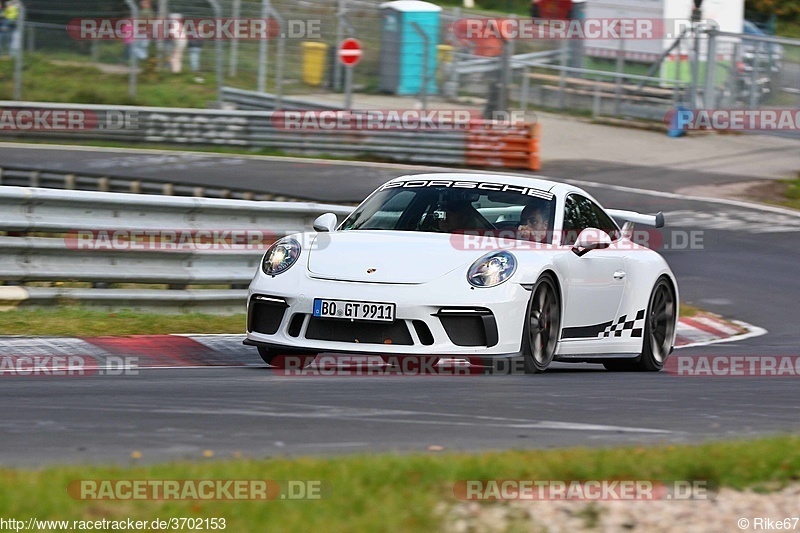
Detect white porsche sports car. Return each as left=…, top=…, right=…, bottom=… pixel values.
left=245, top=173, right=678, bottom=373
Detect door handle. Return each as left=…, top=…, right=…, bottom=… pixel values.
left=613, top=270, right=626, bottom=280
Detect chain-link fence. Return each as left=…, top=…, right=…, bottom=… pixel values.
left=11, top=0, right=561, bottom=109
left=8, top=0, right=800, bottom=131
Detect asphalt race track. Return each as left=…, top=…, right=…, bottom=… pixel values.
left=1, top=145, right=799, bottom=466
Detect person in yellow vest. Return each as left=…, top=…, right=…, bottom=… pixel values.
left=0, top=0, right=19, bottom=58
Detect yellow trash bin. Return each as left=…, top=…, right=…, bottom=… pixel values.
left=301, top=42, right=328, bottom=86
left=437, top=44, right=454, bottom=65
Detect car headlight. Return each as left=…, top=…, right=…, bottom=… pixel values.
left=262, top=237, right=301, bottom=275
left=467, top=251, right=517, bottom=287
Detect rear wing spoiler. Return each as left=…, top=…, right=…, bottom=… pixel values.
left=607, top=209, right=665, bottom=228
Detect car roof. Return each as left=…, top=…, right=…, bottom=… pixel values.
left=387, top=172, right=588, bottom=197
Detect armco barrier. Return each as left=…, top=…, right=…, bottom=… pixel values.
left=0, top=165, right=304, bottom=201
left=0, top=186, right=352, bottom=285
left=0, top=101, right=541, bottom=171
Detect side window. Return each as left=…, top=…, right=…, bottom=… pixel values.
left=589, top=201, right=621, bottom=241
left=562, top=194, right=589, bottom=246
left=562, top=194, right=619, bottom=245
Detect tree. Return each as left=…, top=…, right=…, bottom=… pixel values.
left=745, top=0, right=800, bottom=21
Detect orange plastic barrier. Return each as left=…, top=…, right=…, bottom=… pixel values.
left=465, top=121, right=540, bottom=171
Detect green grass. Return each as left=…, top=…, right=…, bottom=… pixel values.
left=0, top=436, right=799, bottom=530
left=779, top=175, right=800, bottom=210
left=775, top=20, right=800, bottom=39
left=0, top=54, right=218, bottom=107
left=0, top=308, right=245, bottom=336
left=679, top=304, right=700, bottom=318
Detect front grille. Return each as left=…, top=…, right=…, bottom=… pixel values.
left=287, top=314, right=305, bottom=337
left=440, top=316, right=486, bottom=346
left=437, top=308, right=498, bottom=347
left=412, top=320, right=434, bottom=345
left=248, top=295, right=287, bottom=335
left=305, top=317, right=413, bottom=345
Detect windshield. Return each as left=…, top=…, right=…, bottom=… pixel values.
left=340, top=180, right=557, bottom=243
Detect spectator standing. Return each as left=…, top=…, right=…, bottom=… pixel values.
left=120, top=19, right=134, bottom=62
left=168, top=13, right=187, bottom=73
left=134, top=0, right=154, bottom=60
left=188, top=38, right=202, bottom=72
left=1, top=0, right=19, bottom=58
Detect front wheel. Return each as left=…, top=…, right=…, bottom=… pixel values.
left=257, top=346, right=316, bottom=369
left=522, top=274, right=561, bottom=374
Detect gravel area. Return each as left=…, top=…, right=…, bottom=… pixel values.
left=440, top=483, right=800, bottom=532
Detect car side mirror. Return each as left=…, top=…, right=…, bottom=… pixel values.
left=572, top=228, right=611, bottom=257
left=313, top=213, right=338, bottom=232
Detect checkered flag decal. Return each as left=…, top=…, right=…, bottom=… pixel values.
left=601, top=309, right=645, bottom=338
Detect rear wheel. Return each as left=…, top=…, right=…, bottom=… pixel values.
left=257, top=346, right=316, bottom=369
left=522, top=274, right=561, bottom=374
left=603, top=277, right=676, bottom=372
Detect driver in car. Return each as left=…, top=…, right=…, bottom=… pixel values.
left=517, top=202, right=550, bottom=243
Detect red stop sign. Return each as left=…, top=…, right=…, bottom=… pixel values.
left=338, top=38, right=363, bottom=67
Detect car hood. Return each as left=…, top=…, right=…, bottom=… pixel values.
left=307, top=231, right=476, bottom=284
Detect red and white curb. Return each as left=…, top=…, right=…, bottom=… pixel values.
left=0, top=316, right=765, bottom=373
left=674, top=313, right=766, bottom=349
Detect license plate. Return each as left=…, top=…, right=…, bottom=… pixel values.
left=313, top=299, right=395, bottom=322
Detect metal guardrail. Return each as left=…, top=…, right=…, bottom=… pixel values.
left=0, top=101, right=541, bottom=170
left=520, top=62, right=689, bottom=120
left=454, top=49, right=562, bottom=75
left=0, top=186, right=352, bottom=285
left=0, top=165, right=305, bottom=202
left=221, top=87, right=343, bottom=112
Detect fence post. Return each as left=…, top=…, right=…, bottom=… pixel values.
left=204, top=0, right=224, bottom=104
left=592, top=80, right=601, bottom=118
left=749, top=41, right=761, bottom=109
left=703, top=28, right=717, bottom=109
left=13, top=1, right=25, bottom=101
left=266, top=5, right=285, bottom=109
left=229, top=0, right=241, bottom=77
left=157, top=0, right=167, bottom=69
left=410, top=21, right=429, bottom=110
left=614, top=37, right=625, bottom=116
left=257, top=0, right=270, bottom=93
left=557, top=39, right=568, bottom=109
left=334, top=0, right=348, bottom=92
left=521, top=66, right=530, bottom=112
left=123, top=0, right=139, bottom=98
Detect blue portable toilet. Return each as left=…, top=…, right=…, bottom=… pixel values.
left=379, top=1, right=441, bottom=95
